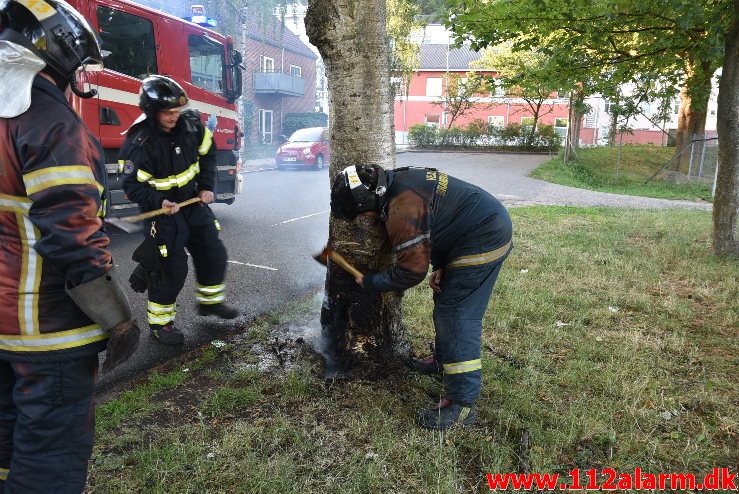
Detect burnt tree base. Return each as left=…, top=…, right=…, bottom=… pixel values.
left=320, top=261, right=411, bottom=380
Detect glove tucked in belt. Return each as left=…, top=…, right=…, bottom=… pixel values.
left=66, top=265, right=140, bottom=373
left=129, top=231, right=165, bottom=293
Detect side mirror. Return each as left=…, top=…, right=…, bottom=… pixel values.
left=278, top=134, right=287, bottom=144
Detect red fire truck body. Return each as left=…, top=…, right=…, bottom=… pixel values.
left=66, top=0, right=243, bottom=217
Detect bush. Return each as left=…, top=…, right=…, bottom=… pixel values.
left=441, top=126, right=466, bottom=146
left=464, top=119, right=489, bottom=144
left=499, top=123, right=523, bottom=146
left=408, top=124, right=439, bottom=147
left=282, top=112, right=328, bottom=138
left=534, top=124, right=562, bottom=151
left=406, top=121, right=562, bottom=152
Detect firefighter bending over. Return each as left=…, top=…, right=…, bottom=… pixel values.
left=331, top=165, right=512, bottom=430
left=121, top=75, right=238, bottom=345
left=0, top=1, right=141, bottom=491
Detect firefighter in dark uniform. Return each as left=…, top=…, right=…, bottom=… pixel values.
left=331, top=165, right=512, bottom=430
left=120, top=75, right=238, bottom=345
left=0, top=1, right=141, bottom=491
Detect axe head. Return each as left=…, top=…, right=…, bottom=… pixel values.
left=313, top=244, right=333, bottom=266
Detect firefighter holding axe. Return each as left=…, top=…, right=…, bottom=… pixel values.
left=119, top=75, right=238, bottom=345
left=329, top=165, right=512, bottom=430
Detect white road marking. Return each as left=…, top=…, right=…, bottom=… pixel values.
left=271, top=210, right=329, bottom=226
left=228, top=260, right=278, bottom=271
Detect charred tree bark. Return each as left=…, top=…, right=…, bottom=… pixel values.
left=713, top=0, right=739, bottom=257
left=672, top=60, right=713, bottom=174
left=306, top=0, right=410, bottom=375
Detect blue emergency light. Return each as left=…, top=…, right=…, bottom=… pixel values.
left=184, top=15, right=217, bottom=27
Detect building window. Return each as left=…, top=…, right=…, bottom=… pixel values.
left=96, top=6, right=157, bottom=79
left=425, top=114, right=441, bottom=127
left=260, top=56, right=274, bottom=73
left=258, top=109, right=273, bottom=144
left=426, top=77, right=442, bottom=97
left=554, top=118, right=568, bottom=138
left=521, top=116, right=535, bottom=129
left=290, top=65, right=302, bottom=77
left=488, top=116, right=504, bottom=128
left=188, top=34, right=224, bottom=94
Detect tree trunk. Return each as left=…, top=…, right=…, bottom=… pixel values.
left=565, top=89, right=584, bottom=160
left=306, top=0, right=409, bottom=375
left=570, top=89, right=584, bottom=150
left=608, top=93, right=620, bottom=147
left=672, top=60, right=712, bottom=174
left=713, top=0, right=739, bottom=257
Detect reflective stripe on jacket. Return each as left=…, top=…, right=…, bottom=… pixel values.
left=0, top=76, right=111, bottom=360
left=120, top=110, right=216, bottom=211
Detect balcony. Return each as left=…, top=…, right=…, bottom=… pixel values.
left=253, top=72, right=305, bottom=97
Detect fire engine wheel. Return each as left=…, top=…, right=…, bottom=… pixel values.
left=313, top=155, right=324, bottom=170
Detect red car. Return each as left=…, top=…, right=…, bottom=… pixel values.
left=276, top=127, right=330, bottom=170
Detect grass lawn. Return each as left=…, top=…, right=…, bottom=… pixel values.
left=88, top=207, right=738, bottom=493
left=531, top=146, right=714, bottom=202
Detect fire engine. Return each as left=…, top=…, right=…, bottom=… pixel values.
left=66, top=0, right=244, bottom=217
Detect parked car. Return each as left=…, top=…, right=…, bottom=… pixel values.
left=275, top=127, right=330, bottom=170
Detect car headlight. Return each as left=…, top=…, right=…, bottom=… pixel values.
left=303, top=147, right=312, bottom=157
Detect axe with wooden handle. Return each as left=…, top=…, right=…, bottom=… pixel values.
left=313, top=244, right=363, bottom=279
left=106, top=197, right=202, bottom=233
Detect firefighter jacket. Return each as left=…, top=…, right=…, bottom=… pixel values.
left=120, top=110, right=216, bottom=212
left=0, top=76, right=111, bottom=361
left=363, top=167, right=513, bottom=293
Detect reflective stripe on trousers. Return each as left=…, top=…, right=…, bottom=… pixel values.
left=433, top=251, right=509, bottom=403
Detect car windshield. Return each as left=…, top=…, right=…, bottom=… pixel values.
left=288, top=128, right=323, bottom=142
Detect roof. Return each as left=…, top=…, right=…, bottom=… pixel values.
left=419, top=44, right=485, bottom=70
left=245, top=15, right=318, bottom=60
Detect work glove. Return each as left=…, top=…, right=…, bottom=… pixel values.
left=130, top=236, right=164, bottom=292
left=102, top=319, right=141, bottom=373
left=129, top=265, right=149, bottom=293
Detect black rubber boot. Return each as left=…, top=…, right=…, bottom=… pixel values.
left=150, top=323, right=184, bottom=345
left=409, top=355, right=442, bottom=375
left=197, top=303, right=239, bottom=319
left=417, top=398, right=477, bottom=430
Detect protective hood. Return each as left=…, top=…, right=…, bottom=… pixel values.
left=0, top=40, right=45, bottom=118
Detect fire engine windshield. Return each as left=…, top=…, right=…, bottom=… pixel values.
left=96, top=6, right=158, bottom=79
left=189, top=35, right=224, bottom=95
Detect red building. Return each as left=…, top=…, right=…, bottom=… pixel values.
left=243, top=16, right=318, bottom=145
left=394, top=44, right=571, bottom=144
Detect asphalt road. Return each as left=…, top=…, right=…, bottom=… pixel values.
left=101, top=151, right=708, bottom=391
left=101, top=166, right=333, bottom=391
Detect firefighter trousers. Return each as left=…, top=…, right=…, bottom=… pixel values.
left=432, top=247, right=510, bottom=404
left=146, top=204, right=228, bottom=329
left=0, top=355, right=98, bottom=494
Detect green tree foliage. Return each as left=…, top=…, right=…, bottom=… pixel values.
left=447, top=0, right=729, bottom=99
left=433, top=72, right=491, bottom=144
left=446, top=0, right=732, bottom=167
left=387, top=0, right=424, bottom=99
left=473, top=44, right=567, bottom=146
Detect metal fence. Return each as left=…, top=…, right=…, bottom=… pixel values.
left=646, top=134, right=720, bottom=196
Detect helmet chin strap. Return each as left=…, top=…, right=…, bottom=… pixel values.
left=68, top=71, right=97, bottom=99
left=69, top=76, right=97, bottom=98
